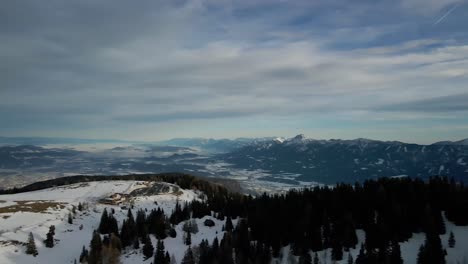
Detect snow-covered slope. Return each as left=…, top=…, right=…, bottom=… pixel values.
left=0, top=181, right=234, bottom=264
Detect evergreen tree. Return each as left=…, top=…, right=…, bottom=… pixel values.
left=142, top=235, right=154, bottom=260
left=332, top=242, right=343, bottom=261
left=133, top=238, right=140, bottom=249
left=225, top=216, right=234, bottom=232
left=88, top=230, right=103, bottom=264
left=44, top=225, right=55, bottom=248
left=79, top=245, right=89, bottom=263
left=417, top=244, right=425, bottom=264
left=165, top=252, right=171, bottom=264
left=78, top=202, right=83, bottom=211
left=299, top=250, right=311, bottom=264
left=108, top=214, right=119, bottom=235
left=25, top=232, right=38, bottom=257
left=154, top=240, right=167, bottom=264
left=68, top=212, right=73, bottom=224
left=347, top=252, right=354, bottom=264
left=356, top=243, right=367, bottom=264
left=313, top=252, right=320, bottom=264
left=184, top=230, right=192, bottom=246
left=182, top=247, right=195, bottom=264
left=390, top=240, right=403, bottom=264
left=448, top=231, right=455, bottom=248
left=98, top=208, right=109, bottom=234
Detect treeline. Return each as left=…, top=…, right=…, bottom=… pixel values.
left=78, top=176, right=467, bottom=263
left=0, top=173, right=237, bottom=195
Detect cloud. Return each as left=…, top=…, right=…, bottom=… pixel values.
left=376, top=94, right=468, bottom=112
left=1, top=0, right=468, bottom=141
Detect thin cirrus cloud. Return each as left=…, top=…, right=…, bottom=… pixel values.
left=1, top=0, right=468, bottom=143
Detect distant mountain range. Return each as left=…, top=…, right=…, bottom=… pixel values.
left=1, top=135, right=468, bottom=187
left=221, top=134, right=468, bottom=184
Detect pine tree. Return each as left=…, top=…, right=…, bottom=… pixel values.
left=78, top=202, right=83, bottom=211
left=133, top=238, right=140, bottom=249
left=299, top=250, right=311, bottom=264
left=182, top=247, right=195, bottom=264
left=142, top=235, right=154, bottom=260
left=154, top=240, right=167, bottom=264
left=225, top=216, right=234, bottom=232
left=108, top=214, right=119, bottom=235
left=448, top=231, right=455, bottom=248
left=25, top=232, right=38, bottom=257
left=356, top=243, right=367, bottom=264
left=165, top=252, right=171, bottom=264
left=417, top=244, right=425, bottom=264
left=184, top=230, right=192, bottom=246
left=68, top=212, right=73, bottom=224
left=332, top=242, right=343, bottom=261
left=390, top=240, right=403, bottom=264
left=44, top=225, right=55, bottom=248
left=313, top=252, right=320, bottom=264
left=348, top=252, right=354, bottom=264
left=99, top=208, right=109, bottom=234
left=79, top=245, right=89, bottom=263
left=88, top=230, right=102, bottom=264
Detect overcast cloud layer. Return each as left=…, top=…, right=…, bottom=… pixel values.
left=2, top=0, right=468, bottom=143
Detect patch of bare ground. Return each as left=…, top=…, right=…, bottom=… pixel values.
left=0, top=200, right=66, bottom=214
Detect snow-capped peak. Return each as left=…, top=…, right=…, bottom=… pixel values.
left=273, top=137, right=285, bottom=143
left=287, top=134, right=306, bottom=142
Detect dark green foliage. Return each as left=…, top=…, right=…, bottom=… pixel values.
left=168, top=228, right=177, bottom=238
left=225, top=216, right=234, bottom=232
left=313, top=253, right=320, bottom=264
left=133, top=238, right=140, bottom=249
left=142, top=235, right=154, bottom=260
left=68, top=212, right=73, bottom=224
left=184, top=230, right=192, bottom=246
left=26, top=232, right=38, bottom=257
left=182, top=247, right=195, bottom=264
left=44, top=225, right=55, bottom=248
left=154, top=240, right=168, bottom=264
left=79, top=245, right=89, bottom=263
left=98, top=208, right=109, bottom=234
left=331, top=242, right=343, bottom=261
left=356, top=243, right=367, bottom=264
left=88, top=230, right=102, bottom=264
left=298, top=250, right=311, bottom=264
left=416, top=231, right=446, bottom=264
left=389, top=240, right=403, bottom=264
left=448, top=231, right=455, bottom=248
left=60, top=175, right=468, bottom=264
left=347, top=253, right=354, bottom=264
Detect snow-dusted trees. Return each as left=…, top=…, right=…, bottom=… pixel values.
left=79, top=245, right=89, bottom=263
left=347, top=253, right=354, bottom=264
left=416, top=231, right=446, bottom=264
left=25, top=232, right=38, bottom=257
left=44, top=225, right=55, bottom=248
left=184, top=229, right=192, bottom=245
left=448, top=231, right=456, bottom=248
left=298, top=250, right=311, bottom=264
left=154, top=240, right=170, bottom=264
left=224, top=216, right=233, bottom=232
left=181, top=247, right=195, bottom=264
left=98, top=208, right=118, bottom=235
left=142, top=235, right=154, bottom=260
left=68, top=212, right=73, bottom=224
left=88, top=230, right=102, bottom=264
left=182, top=219, right=199, bottom=234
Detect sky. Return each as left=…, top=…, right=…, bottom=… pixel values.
left=1, top=0, right=468, bottom=144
